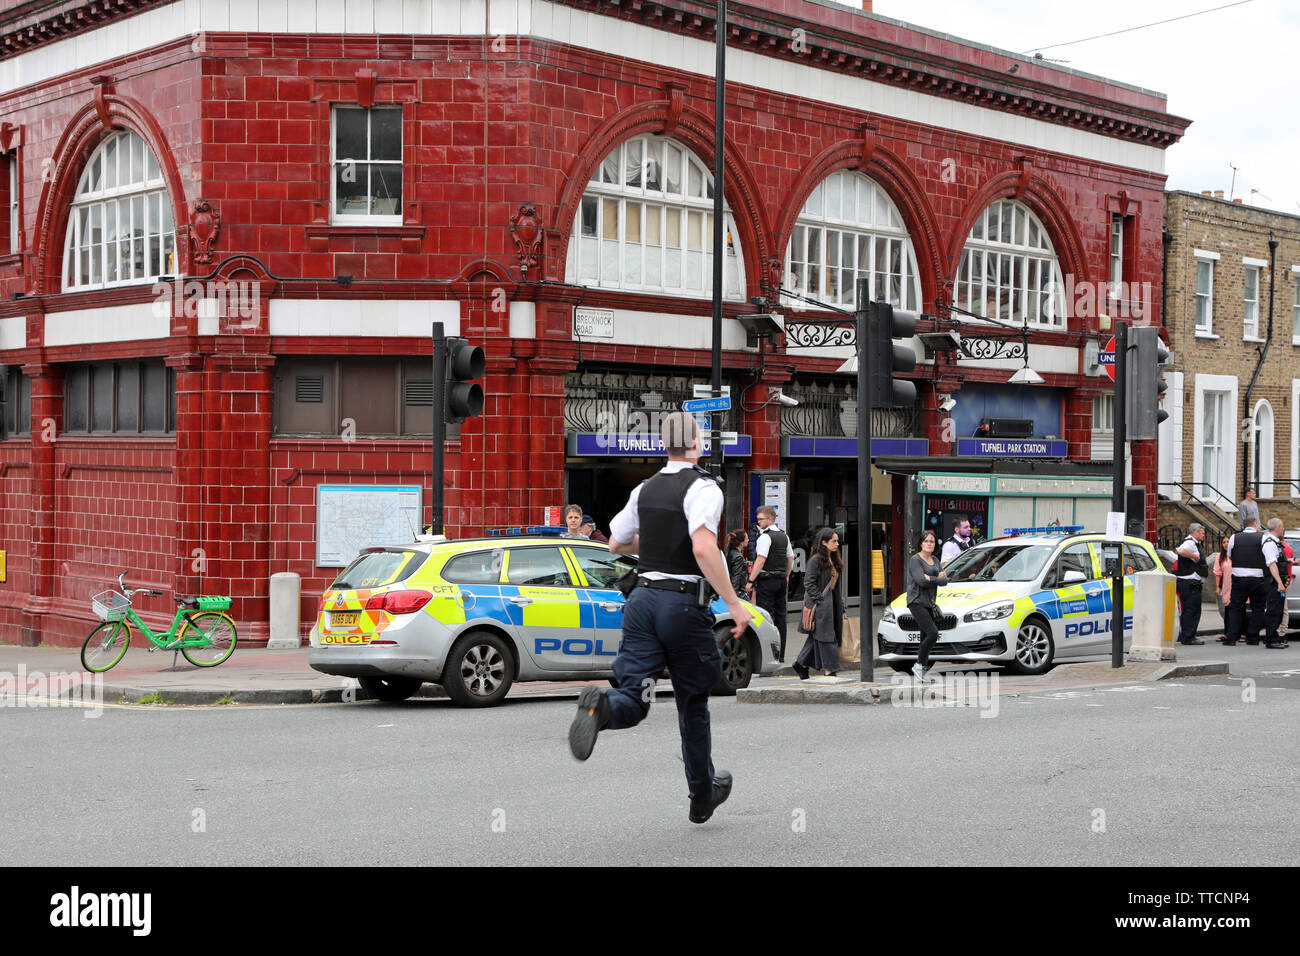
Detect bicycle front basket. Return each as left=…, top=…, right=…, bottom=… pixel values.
left=196, top=595, right=232, bottom=612
left=91, top=590, right=131, bottom=622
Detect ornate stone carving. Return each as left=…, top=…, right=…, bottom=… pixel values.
left=189, top=200, right=221, bottom=266
left=509, top=204, right=543, bottom=278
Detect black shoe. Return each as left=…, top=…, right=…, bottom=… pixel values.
left=792, top=661, right=809, bottom=680
left=1180, top=638, right=1205, bottom=645
left=1266, top=643, right=1288, bottom=649
left=1223, top=641, right=1238, bottom=646
left=568, top=685, right=609, bottom=761
left=1246, top=641, right=1259, bottom=646
left=689, top=771, right=733, bottom=824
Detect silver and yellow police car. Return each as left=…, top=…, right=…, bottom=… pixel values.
left=876, top=527, right=1164, bottom=675
left=307, top=529, right=781, bottom=706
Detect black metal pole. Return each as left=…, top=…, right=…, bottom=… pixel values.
left=1111, top=320, right=1127, bottom=668
left=710, top=0, right=725, bottom=477
left=857, top=281, right=873, bottom=682
left=432, top=321, right=446, bottom=537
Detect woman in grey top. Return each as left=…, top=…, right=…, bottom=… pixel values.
left=907, top=530, right=948, bottom=683
left=793, top=527, right=843, bottom=679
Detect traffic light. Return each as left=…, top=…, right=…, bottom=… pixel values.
left=867, top=301, right=918, bottom=407
left=1125, top=325, right=1170, bottom=440
left=443, top=338, right=485, bottom=423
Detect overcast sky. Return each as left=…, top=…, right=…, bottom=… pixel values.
left=870, top=0, right=1300, bottom=217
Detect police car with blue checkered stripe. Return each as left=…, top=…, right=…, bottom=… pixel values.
left=307, top=527, right=781, bottom=706
left=876, top=526, right=1162, bottom=675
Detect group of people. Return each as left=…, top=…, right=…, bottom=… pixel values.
left=1175, top=487, right=1293, bottom=649
left=722, top=509, right=845, bottom=679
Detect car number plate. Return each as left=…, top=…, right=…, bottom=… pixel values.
left=902, top=632, right=921, bottom=642
left=331, top=611, right=359, bottom=627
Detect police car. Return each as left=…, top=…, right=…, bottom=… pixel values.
left=307, top=529, right=781, bottom=706
left=876, top=527, right=1163, bottom=675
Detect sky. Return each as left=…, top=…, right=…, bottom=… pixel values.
left=868, top=0, right=1300, bottom=217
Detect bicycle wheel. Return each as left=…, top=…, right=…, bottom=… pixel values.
left=81, top=620, right=132, bottom=672
left=178, top=611, right=238, bottom=667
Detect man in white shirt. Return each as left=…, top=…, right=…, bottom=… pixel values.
left=567, top=412, right=751, bottom=825
left=1173, top=523, right=1206, bottom=645
left=1224, top=517, right=1279, bottom=645
left=746, top=506, right=791, bottom=661
left=940, top=518, right=974, bottom=567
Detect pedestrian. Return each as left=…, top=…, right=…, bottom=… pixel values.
left=1237, top=487, right=1260, bottom=529
left=567, top=412, right=751, bottom=825
left=1262, top=518, right=1291, bottom=649
left=1224, top=517, right=1274, bottom=646
left=580, top=514, right=609, bottom=543
left=1210, top=537, right=1232, bottom=640
left=906, top=529, right=948, bottom=683
left=940, top=517, right=974, bottom=567
left=724, top=529, right=750, bottom=596
left=746, top=505, right=791, bottom=662
left=561, top=503, right=588, bottom=538
left=1173, top=523, right=1207, bottom=645
left=792, top=527, right=843, bottom=679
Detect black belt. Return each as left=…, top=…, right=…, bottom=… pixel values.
left=636, top=577, right=697, bottom=594
left=758, top=570, right=786, bottom=579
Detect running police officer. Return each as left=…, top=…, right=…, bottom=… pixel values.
left=567, top=412, right=752, bottom=824
left=747, top=505, right=791, bottom=662
left=1174, top=523, right=1207, bottom=645
left=1262, top=517, right=1291, bottom=649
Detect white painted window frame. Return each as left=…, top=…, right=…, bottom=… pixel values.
left=1192, top=372, right=1238, bottom=509
left=956, top=199, right=1065, bottom=330
left=1243, top=257, right=1266, bottom=341
left=329, top=105, right=403, bottom=226
left=1292, top=378, right=1300, bottom=499
left=1194, top=250, right=1218, bottom=336
left=1250, top=398, right=1274, bottom=498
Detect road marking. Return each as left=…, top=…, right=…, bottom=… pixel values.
left=1154, top=706, right=1171, bottom=709
left=377, top=723, right=394, bottom=728
left=1085, top=704, right=1103, bottom=707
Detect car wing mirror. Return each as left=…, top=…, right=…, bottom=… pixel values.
left=1061, top=569, right=1087, bottom=584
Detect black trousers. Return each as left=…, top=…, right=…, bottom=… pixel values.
left=1225, top=575, right=1268, bottom=643
left=908, top=602, right=942, bottom=667
left=1176, top=578, right=1202, bottom=643
left=1264, top=586, right=1287, bottom=644
left=754, top=575, right=788, bottom=660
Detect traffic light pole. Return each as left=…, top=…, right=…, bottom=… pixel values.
left=1111, top=320, right=1127, bottom=668
left=431, top=321, right=446, bottom=538
left=857, top=283, right=873, bottom=682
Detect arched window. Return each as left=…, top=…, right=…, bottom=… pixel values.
left=565, top=134, right=745, bottom=299
left=782, top=170, right=921, bottom=311
left=63, top=130, right=175, bottom=291
left=955, top=200, right=1064, bottom=329
left=1252, top=399, right=1274, bottom=498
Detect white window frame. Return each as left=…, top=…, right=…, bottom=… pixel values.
left=1291, top=265, right=1300, bottom=346
left=62, top=130, right=174, bottom=291
left=1243, top=257, right=1266, bottom=341
left=1250, top=398, right=1274, bottom=498
left=7, top=153, right=17, bottom=253
left=565, top=134, right=746, bottom=301
left=1292, top=378, right=1300, bottom=499
left=1192, top=372, right=1238, bottom=510
left=1109, top=214, right=1123, bottom=298
left=955, top=199, right=1065, bottom=329
left=1091, top=390, right=1114, bottom=461
left=1194, top=250, right=1218, bottom=337
left=330, top=105, right=403, bottom=226
left=781, top=169, right=922, bottom=312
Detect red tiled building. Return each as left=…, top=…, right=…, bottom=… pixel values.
left=0, top=0, right=1188, bottom=646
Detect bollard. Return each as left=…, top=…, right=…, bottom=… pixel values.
left=267, top=572, right=302, bottom=649
left=1128, top=569, right=1176, bottom=661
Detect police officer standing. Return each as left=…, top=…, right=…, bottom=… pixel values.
left=746, top=506, right=790, bottom=661
left=940, top=517, right=974, bottom=567
left=1224, top=517, right=1278, bottom=645
left=1262, top=518, right=1291, bottom=649
left=567, top=412, right=752, bottom=824
left=1174, top=523, right=1206, bottom=645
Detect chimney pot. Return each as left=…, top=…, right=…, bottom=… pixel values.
left=1214, top=190, right=1224, bottom=198
left=1201, top=190, right=1212, bottom=196
left=1233, top=198, right=1243, bottom=203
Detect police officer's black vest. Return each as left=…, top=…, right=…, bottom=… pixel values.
left=636, top=468, right=706, bottom=576
left=1268, top=535, right=1292, bottom=585
left=1231, top=531, right=1265, bottom=570
left=759, top=527, right=789, bottom=574
left=950, top=534, right=973, bottom=555
left=1173, top=537, right=1202, bottom=576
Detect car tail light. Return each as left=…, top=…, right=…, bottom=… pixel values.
left=364, top=594, right=384, bottom=611
left=381, top=590, right=433, bottom=614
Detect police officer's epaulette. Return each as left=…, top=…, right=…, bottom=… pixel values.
left=691, top=464, right=724, bottom=486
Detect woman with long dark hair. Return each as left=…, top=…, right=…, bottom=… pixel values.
left=793, top=527, right=844, bottom=679
left=907, top=529, right=948, bottom=683
left=724, top=529, right=750, bottom=596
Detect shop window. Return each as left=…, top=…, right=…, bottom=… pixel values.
left=783, top=170, right=921, bottom=312
left=565, top=134, right=745, bottom=300
left=62, top=361, right=175, bottom=435
left=273, top=357, right=447, bottom=438
left=2, top=366, right=31, bottom=437
left=956, top=200, right=1065, bottom=328
left=62, top=131, right=174, bottom=290
left=331, top=106, right=402, bottom=223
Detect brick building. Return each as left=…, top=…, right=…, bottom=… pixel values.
left=0, top=0, right=1187, bottom=647
left=1157, top=189, right=1300, bottom=541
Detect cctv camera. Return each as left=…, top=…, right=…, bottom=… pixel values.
left=771, top=388, right=799, bottom=407
left=939, top=395, right=956, bottom=412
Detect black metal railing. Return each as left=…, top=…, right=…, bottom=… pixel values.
left=1159, top=481, right=1241, bottom=532
left=564, top=368, right=738, bottom=435
left=778, top=378, right=917, bottom=438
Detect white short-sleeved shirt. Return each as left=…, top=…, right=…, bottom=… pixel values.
left=755, top=524, right=784, bottom=560
left=1176, top=536, right=1202, bottom=581
left=608, top=460, right=723, bottom=582
left=1227, top=527, right=1277, bottom=577
left=941, top=534, right=971, bottom=566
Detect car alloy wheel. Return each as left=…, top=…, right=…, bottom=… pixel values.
left=461, top=642, right=506, bottom=697
left=1011, top=620, right=1054, bottom=675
